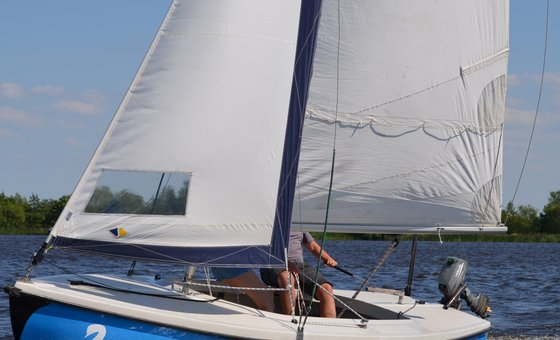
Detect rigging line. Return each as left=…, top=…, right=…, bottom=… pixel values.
left=302, top=0, right=341, bottom=327
left=54, top=241, right=285, bottom=268
left=44, top=258, right=284, bottom=302
left=68, top=279, right=219, bottom=302
left=337, top=237, right=400, bottom=318
left=506, top=0, right=550, bottom=225
left=41, top=258, right=218, bottom=302
left=299, top=270, right=368, bottom=323
left=332, top=0, right=341, bottom=144
left=202, top=266, right=213, bottom=297
left=295, top=273, right=306, bottom=329
left=296, top=175, right=304, bottom=230
left=55, top=236, right=242, bottom=261
left=351, top=238, right=399, bottom=297
left=303, top=147, right=335, bottom=324
left=150, top=172, right=166, bottom=214
left=181, top=280, right=287, bottom=292
left=101, top=190, right=128, bottom=213
left=292, top=4, right=322, bottom=67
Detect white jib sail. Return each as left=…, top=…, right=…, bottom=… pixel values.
left=50, top=0, right=305, bottom=262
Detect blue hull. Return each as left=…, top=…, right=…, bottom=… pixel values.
left=16, top=300, right=227, bottom=340
left=6, top=284, right=490, bottom=340
left=19, top=303, right=489, bottom=340
left=463, top=332, right=488, bottom=340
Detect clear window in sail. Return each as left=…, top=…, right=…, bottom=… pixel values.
left=84, top=170, right=191, bottom=215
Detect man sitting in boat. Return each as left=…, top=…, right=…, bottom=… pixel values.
left=260, top=231, right=337, bottom=318
left=211, top=268, right=275, bottom=312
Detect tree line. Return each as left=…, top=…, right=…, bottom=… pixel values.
left=1, top=190, right=559, bottom=235
left=0, top=193, right=69, bottom=234
left=502, top=190, right=560, bottom=234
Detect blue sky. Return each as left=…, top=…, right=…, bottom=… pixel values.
left=1, top=1, right=559, bottom=212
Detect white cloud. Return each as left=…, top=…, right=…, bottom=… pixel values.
left=505, top=108, right=535, bottom=125
left=507, top=74, right=522, bottom=87
left=506, top=107, right=560, bottom=128
left=0, top=128, right=12, bottom=138
left=32, top=84, right=64, bottom=96
left=544, top=73, right=560, bottom=86
left=538, top=109, right=560, bottom=127
left=52, top=119, right=84, bottom=129
left=507, top=72, right=560, bottom=87
left=81, top=90, right=105, bottom=103
left=0, top=82, right=24, bottom=99
left=553, top=93, right=560, bottom=107
left=66, top=137, right=81, bottom=148
left=523, top=72, right=560, bottom=88
left=54, top=100, right=98, bottom=115
left=0, top=106, right=41, bottom=125
left=505, top=95, right=524, bottom=107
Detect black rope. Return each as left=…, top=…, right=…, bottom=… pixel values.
left=302, top=0, right=341, bottom=328
left=337, top=237, right=400, bottom=318
left=506, top=0, right=550, bottom=224
left=397, top=300, right=426, bottom=319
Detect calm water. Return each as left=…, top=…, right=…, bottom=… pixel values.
left=1, top=235, right=559, bottom=339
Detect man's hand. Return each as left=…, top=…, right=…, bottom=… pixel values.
left=307, top=240, right=337, bottom=267
left=324, top=257, right=337, bottom=268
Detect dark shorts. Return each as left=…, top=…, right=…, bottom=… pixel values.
left=260, top=263, right=332, bottom=297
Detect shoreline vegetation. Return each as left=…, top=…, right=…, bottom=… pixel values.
left=2, top=192, right=559, bottom=242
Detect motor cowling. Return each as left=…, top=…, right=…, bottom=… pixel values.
left=438, top=257, right=491, bottom=319
left=438, top=257, right=468, bottom=304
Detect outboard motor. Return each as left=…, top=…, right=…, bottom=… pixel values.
left=438, top=257, right=492, bottom=318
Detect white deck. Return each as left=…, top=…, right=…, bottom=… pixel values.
left=15, top=274, right=490, bottom=339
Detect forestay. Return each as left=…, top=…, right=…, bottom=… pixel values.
left=49, top=0, right=321, bottom=266
left=294, top=1, right=509, bottom=234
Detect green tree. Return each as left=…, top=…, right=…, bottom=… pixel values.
left=43, top=195, right=70, bottom=228
left=26, top=194, right=47, bottom=228
left=502, top=202, right=539, bottom=234
left=0, top=193, right=26, bottom=229
left=539, top=190, right=560, bottom=234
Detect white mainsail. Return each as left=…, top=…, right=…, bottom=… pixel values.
left=294, top=1, right=509, bottom=234
left=49, top=0, right=321, bottom=265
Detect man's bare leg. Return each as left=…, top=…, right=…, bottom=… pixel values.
left=277, top=270, right=298, bottom=315
left=316, top=283, right=336, bottom=318
left=223, top=271, right=274, bottom=312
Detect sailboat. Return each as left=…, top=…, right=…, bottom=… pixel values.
left=5, top=0, right=509, bottom=339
